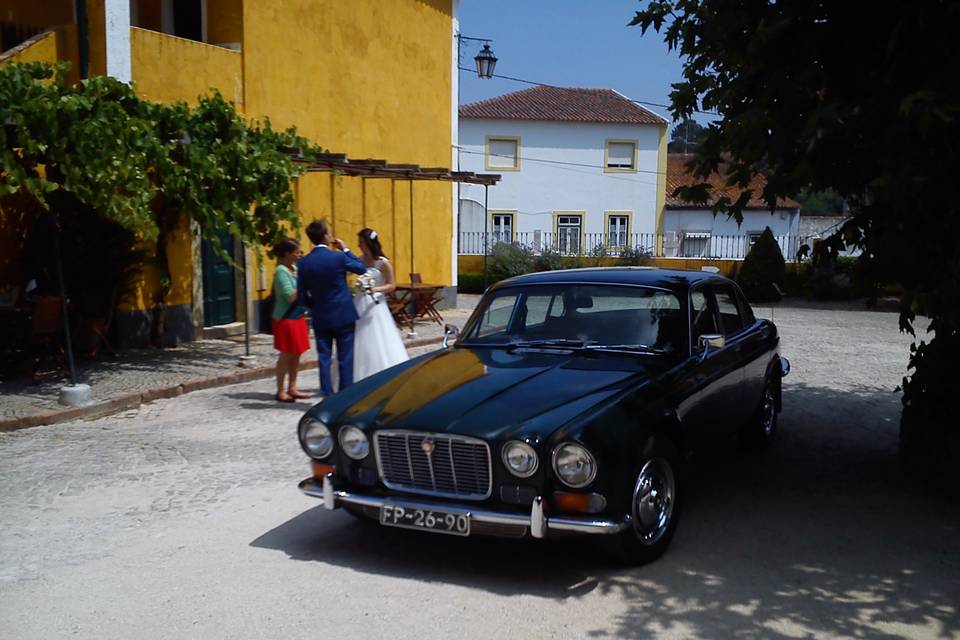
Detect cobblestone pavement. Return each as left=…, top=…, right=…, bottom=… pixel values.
left=1, top=301, right=959, bottom=639
left=0, top=298, right=478, bottom=424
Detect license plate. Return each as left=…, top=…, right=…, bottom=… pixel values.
left=380, top=504, right=471, bottom=536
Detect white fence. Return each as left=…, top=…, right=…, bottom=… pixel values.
left=459, top=231, right=805, bottom=260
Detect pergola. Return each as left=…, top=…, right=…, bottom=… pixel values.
left=287, top=150, right=500, bottom=279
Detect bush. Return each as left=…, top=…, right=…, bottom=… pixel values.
left=532, top=248, right=563, bottom=272
left=616, top=245, right=653, bottom=266
left=785, top=253, right=884, bottom=301
left=737, top=227, right=786, bottom=302
left=457, top=272, right=487, bottom=294
left=488, top=242, right=533, bottom=283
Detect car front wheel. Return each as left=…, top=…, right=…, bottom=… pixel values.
left=604, top=441, right=681, bottom=565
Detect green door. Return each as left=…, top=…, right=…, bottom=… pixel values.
left=201, top=231, right=236, bottom=326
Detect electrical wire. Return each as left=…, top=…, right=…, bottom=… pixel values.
left=454, top=146, right=664, bottom=179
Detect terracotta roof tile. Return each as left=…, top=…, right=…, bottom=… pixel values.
left=459, top=86, right=667, bottom=125
left=666, top=154, right=800, bottom=209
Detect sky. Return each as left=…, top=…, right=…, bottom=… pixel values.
left=456, top=0, right=704, bottom=127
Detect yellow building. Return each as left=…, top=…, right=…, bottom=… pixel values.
left=0, top=0, right=464, bottom=346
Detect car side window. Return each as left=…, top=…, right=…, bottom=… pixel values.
left=522, top=294, right=554, bottom=326
left=477, top=295, right=517, bottom=338
left=690, top=288, right=719, bottom=347
left=734, top=285, right=755, bottom=324
left=713, top=285, right=743, bottom=336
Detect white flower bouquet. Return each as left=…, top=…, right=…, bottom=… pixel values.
left=357, top=272, right=380, bottom=304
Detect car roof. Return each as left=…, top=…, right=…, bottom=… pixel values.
left=495, top=267, right=730, bottom=293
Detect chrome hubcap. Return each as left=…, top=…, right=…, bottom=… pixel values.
left=632, top=458, right=675, bottom=545
left=762, top=387, right=776, bottom=436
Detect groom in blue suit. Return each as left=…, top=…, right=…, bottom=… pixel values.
left=297, top=219, right=367, bottom=396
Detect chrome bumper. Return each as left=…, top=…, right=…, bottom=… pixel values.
left=299, top=474, right=629, bottom=538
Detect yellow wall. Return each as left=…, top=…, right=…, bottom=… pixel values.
left=3, top=0, right=457, bottom=321
left=84, top=0, right=105, bottom=76
left=0, top=0, right=74, bottom=29
left=206, top=0, right=243, bottom=45
left=457, top=255, right=751, bottom=278
left=130, top=27, right=243, bottom=107
left=243, top=0, right=455, bottom=298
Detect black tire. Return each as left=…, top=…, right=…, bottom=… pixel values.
left=603, top=438, right=682, bottom=566
left=745, top=376, right=779, bottom=448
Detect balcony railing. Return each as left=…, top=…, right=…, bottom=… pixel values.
left=459, top=231, right=809, bottom=260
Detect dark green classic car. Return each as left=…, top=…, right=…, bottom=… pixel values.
left=298, top=267, right=789, bottom=564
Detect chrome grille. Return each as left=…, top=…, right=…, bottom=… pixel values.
left=374, top=430, right=492, bottom=500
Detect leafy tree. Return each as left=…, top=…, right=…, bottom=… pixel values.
left=668, top=118, right=706, bottom=153
left=737, top=227, right=786, bottom=302
left=631, top=1, right=960, bottom=487
left=1, top=62, right=318, bottom=344
left=797, top=187, right=844, bottom=216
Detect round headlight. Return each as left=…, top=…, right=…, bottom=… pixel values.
left=501, top=441, right=539, bottom=478
left=338, top=426, right=369, bottom=460
left=299, top=417, right=334, bottom=459
left=552, top=443, right=597, bottom=488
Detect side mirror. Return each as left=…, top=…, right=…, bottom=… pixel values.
left=697, top=334, right=725, bottom=361
left=443, top=324, right=460, bottom=349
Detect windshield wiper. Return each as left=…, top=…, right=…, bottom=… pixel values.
left=581, top=344, right=664, bottom=355
left=508, top=338, right=590, bottom=350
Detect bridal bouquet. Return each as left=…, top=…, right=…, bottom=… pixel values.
left=357, top=273, right=380, bottom=304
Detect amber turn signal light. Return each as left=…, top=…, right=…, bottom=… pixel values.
left=312, top=461, right=336, bottom=479
left=551, top=491, right=607, bottom=514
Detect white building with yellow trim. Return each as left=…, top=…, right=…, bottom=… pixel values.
left=458, top=86, right=668, bottom=255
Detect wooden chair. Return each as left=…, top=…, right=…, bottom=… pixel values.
left=27, top=296, right=68, bottom=383
left=76, top=289, right=117, bottom=360
left=387, top=293, right=414, bottom=332
left=408, top=273, right=444, bottom=325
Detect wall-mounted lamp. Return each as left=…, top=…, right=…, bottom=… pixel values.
left=474, top=43, right=497, bottom=79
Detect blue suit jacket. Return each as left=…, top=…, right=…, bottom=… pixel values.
left=297, top=245, right=367, bottom=329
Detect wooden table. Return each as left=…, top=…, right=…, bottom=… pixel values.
left=390, top=283, right=445, bottom=331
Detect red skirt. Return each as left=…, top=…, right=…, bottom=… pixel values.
left=273, top=318, right=310, bottom=354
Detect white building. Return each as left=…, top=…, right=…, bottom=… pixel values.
left=457, top=86, right=668, bottom=255
left=663, top=154, right=802, bottom=259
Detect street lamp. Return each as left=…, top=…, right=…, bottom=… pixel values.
left=458, top=35, right=497, bottom=79
left=474, top=43, right=497, bottom=79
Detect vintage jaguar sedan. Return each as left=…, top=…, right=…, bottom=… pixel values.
left=297, top=267, right=789, bottom=564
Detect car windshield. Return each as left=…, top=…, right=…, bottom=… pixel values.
left=460, top=284, right=683, bottom=353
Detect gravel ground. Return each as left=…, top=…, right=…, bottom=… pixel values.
left=1, top=303, right=958, bottom=640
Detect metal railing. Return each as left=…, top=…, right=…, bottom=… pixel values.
left=459, top=231, right=805, bottom=260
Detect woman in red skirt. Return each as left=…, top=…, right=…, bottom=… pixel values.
left=272, top=238, right=310, bottom=402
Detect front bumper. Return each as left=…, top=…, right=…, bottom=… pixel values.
left=299, top=473, right=630, bottom=539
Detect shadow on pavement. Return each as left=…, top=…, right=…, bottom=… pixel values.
left=224, top=390, right=316, bottom=411
left=252, top=382, right=960, bottom=638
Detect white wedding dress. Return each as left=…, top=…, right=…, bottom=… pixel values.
left=353, top=257, right=410, bottom=381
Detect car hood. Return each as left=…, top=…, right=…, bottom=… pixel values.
left=335, top=347, right=668, bottom=441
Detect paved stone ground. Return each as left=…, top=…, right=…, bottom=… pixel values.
left=1, top=300, right=958, bottom=639
left=0, top=297, right=478, bottom=425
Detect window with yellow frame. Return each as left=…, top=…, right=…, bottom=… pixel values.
left=604, top=139, right=638, bottom=172
left=553, top=212, right=585, bottom=255
left=605, top=211, right=632, bottom=250
left=485, top=136, right=521, bottom=171
left=489, top=210, right=516, bottom=245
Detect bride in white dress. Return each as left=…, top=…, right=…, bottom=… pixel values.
left=353, top=228, right=410, bottom=381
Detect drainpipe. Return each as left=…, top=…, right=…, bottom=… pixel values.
left=75, top=0, right=89, bottom=79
